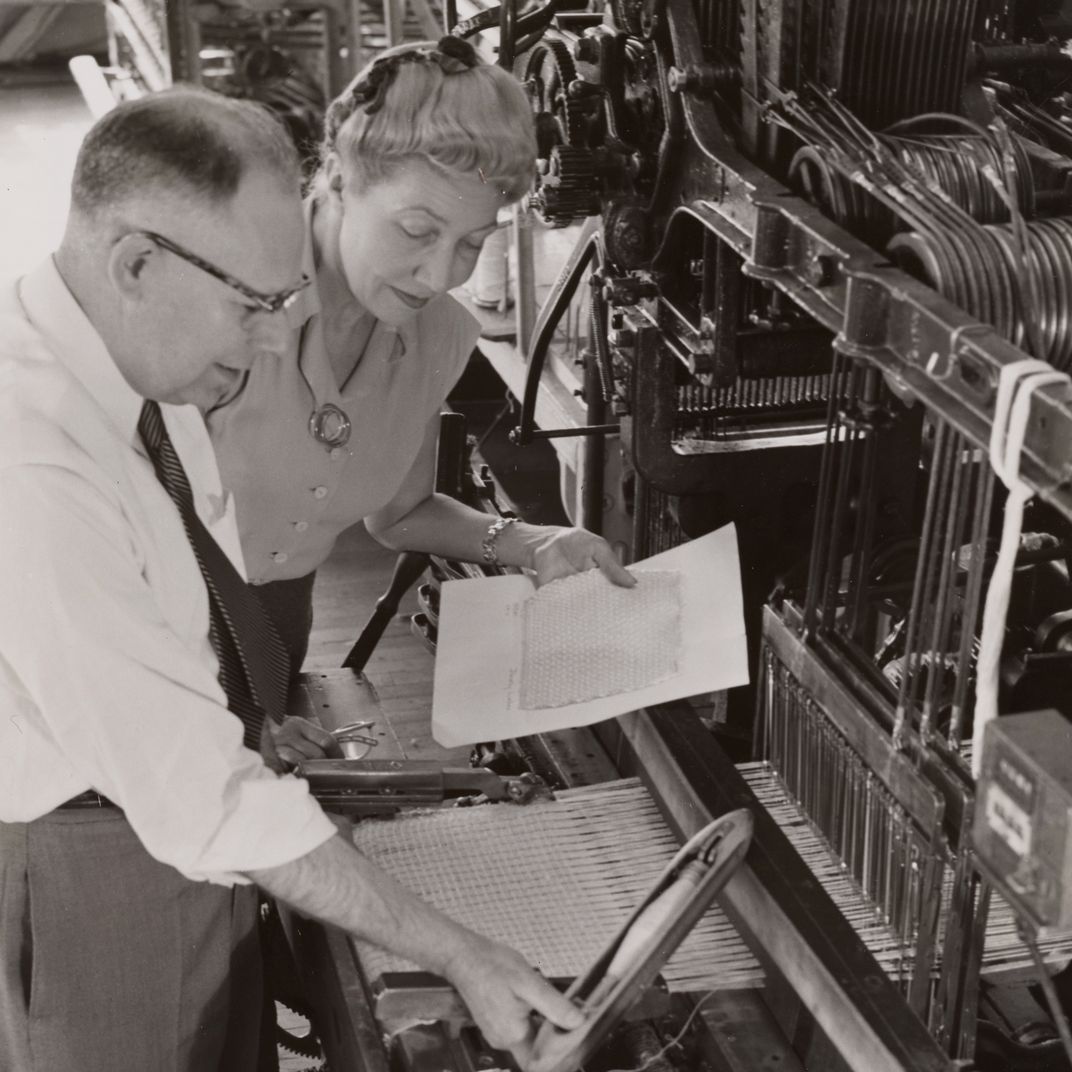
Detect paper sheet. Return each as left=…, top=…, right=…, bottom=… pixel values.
left=432, top=523, right=748, bottom=746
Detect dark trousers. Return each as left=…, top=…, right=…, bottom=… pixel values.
left=0, top=810, right=262, bottom=1072
left=251, top=572, right=317, bottom=684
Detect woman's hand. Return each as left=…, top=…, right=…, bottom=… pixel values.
left=269, top=716, right=344, bottom=770
left=521, top=525, right=635, bottom=589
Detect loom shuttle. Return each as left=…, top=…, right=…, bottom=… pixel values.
left=527, top=807, right=753, bottom=1072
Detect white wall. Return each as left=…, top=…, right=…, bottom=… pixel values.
left=0, top=76, right=92, bottom=281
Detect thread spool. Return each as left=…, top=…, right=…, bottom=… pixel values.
left=469, top=224, right=512, bottom=310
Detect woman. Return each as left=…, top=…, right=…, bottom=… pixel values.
left=208, top=37, right=633, bottom=681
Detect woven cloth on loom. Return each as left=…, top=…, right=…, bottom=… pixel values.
left=350, top=778, right=756, bottom=991
left=520, top=570, right=681, bottom=709
left=350, top=772, right=1072, bottom=993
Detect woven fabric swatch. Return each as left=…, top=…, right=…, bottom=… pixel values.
left=520, top=569, right=682, bottom=709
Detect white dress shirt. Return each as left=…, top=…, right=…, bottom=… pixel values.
left=0, top=258, right=336, bottom=885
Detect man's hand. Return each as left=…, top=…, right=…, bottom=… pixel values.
left=445, top=933, right=584, bottom=1068
left=524, top=526, right=635, bottom=589
left=270, top=716, right=342, bottom=769
left=251, top=836, right=585, bottom=1068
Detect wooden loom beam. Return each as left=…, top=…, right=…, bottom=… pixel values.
left=595, top=704, right=958, bottom=1072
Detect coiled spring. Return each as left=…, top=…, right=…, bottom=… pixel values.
left=789, top=116, right=1035, bottom=243
left=773, top=88, right=1062, bottom=368
left=889, top=216, right=1072, bottom=372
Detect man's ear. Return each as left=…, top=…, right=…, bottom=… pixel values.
left=108, top=232, right=159, bottom=299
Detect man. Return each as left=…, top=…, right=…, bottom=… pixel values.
left=0, top=87, right=581, bottom=1071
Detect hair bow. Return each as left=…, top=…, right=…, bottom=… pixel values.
left=349, top=56, right=407, bottom=115
left=349, top=37, right=482, bottom=115
left=434, top=35, right=480, bottom=73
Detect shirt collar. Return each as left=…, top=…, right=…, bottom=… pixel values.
left=17, top=256, right=145, bottom=443
left=393, top=314, right=416, bottom=363
left=291, top=196, right=416, bottom=363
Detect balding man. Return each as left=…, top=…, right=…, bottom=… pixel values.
left=0, top=88, right=581, bottom=1072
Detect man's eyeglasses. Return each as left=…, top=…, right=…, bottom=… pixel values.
left=131, top=230, right=311, bottom=314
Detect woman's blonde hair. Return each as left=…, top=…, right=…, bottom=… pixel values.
left=315, top=40, right=536, bottom=202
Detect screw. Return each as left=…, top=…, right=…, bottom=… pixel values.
left=668, top=64, right=717, bottom=94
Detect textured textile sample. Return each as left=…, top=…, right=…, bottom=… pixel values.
left=520, top=569, right=682, bottom=709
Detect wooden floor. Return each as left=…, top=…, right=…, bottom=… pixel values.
left=306, top=524, right=435, bottom=721
left=306, top=520, right=426, bottom=670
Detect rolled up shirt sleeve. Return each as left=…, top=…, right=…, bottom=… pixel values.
left=0, top=462, right=336, bottom=885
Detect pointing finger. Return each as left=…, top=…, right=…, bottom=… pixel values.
left=521, top=978, right=585, bottom=1032
left=593, top=548, right=636, bottom=587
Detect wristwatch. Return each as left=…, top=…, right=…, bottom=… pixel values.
left=481, top=516, right=518, bottom=566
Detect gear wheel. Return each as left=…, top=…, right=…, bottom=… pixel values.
left=260, top=897, right=325, bottom=1063
left=521, top=40, right=587, bottom=150
left=535, top=145, right=599, bottom=224
left=604, top=200, right=653, bottom=269
left=276, top=1018, right=323, bottom=1062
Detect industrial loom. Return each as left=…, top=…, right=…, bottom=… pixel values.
left=277, top=0, right=1072, bottom=1069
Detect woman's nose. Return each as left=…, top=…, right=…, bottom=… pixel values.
left=412, top=246, right=455, bottom=295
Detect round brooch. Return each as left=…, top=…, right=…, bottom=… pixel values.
left=309, top=403, right=352, bottom=449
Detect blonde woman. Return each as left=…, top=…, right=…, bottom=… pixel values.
left=208, top=37, right=633, bottom=692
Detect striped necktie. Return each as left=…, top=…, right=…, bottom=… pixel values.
left=138, top=399, right=290, bottom=749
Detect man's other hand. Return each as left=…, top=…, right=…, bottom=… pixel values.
left=270, top=716, right=343, bottom=769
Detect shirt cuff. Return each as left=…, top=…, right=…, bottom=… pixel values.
left=171, top=772, right=338, bottom=886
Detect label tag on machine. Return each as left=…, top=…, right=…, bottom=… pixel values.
left=984, top=782, right=1033, bottom=857
left=973, top=711, right=1072, bottom=934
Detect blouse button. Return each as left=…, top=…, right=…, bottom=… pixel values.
left=313, top=485, right=328, bottom=500
left=294, top=520, right=309, bottom=533
left=272, top=552, right=289, bottom=564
